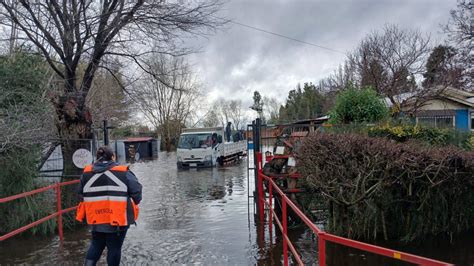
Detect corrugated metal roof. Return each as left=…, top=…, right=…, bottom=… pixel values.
left=125, top=137, right=154, bottom=142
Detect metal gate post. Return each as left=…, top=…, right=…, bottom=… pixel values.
left=56, top=183, right=63, bottom=241
left=252, top=121, right=258, bottom=207
left=257, top=152, right=264, bottom=224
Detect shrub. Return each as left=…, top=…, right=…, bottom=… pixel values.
left=0, top=147, right=56, bottom=235
left=329, top=86, right=388, bottom=124
left=296, top=133, right=474, bottom=242
left=369, top=123, right=472, bottom=150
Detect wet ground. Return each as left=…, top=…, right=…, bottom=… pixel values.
left=1, top=152, right=260, bottom=265
left=1, top=152, right=473, bottom=265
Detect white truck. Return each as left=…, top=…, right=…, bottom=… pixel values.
left=176, top=127, right=247, bottom=169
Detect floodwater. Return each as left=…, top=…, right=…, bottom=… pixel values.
left=1, top=152, right=473, bottom=265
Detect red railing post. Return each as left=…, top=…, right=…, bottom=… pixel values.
left=282, top=198, right=288, bottom=266
left=318, top=232, right=326, bottom=266
left=268, top=180, right=273, bottom=244
left=56, top=183, right=63, bottom=241
left=257, top=152, right=265, bottom=224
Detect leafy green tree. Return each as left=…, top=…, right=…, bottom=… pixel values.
left=329, top=86, right=388, bottom=124
left=251, top=91, right=263, bottom=112
left=422, top=45, right=463, bottom=88
left=279, top=82, right=325, bottom=122
left=0, top=51, right=56, bottom=235
left=251, top=90, right=264, bottom=121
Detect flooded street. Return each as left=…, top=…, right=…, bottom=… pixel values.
left=1, top=152, right=261, bottom=264
left=1, top=152, right=473, bottom=265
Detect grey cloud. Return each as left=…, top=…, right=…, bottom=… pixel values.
left=189, top=0, right=456, bottom=108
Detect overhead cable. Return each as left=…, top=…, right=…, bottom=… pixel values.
left=228, top=20, right=346, bottom=54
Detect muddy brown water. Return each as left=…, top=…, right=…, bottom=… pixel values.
left=1, top=152, right=473, bottom=265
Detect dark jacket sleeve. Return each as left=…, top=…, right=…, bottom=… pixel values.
left=127, top=170, right=142, bottom=204
left=77, top=175, right=85, bottom=198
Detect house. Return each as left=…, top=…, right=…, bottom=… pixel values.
left=391, top=87, right=474, bottom=131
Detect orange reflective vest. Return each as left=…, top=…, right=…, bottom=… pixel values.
left=76, top=165, right=139, bottom=226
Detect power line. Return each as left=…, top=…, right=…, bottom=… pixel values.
left=228, top=20, right=346, bottom=55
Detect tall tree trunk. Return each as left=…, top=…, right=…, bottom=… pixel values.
left=54, top=92, right=93, bottom=227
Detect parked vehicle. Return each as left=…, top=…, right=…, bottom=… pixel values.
left=176, top=127, right=247, bottom=169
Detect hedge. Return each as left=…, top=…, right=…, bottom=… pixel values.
left=296, top=133, right=474, bottom=242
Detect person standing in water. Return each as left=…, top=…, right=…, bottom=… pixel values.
left=76, top=146, right=142, bottom=266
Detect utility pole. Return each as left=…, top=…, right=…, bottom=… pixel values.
left=103, top=120, right=109, bottom=146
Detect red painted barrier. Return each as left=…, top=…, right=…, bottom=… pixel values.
left=0, top=180, right=80, bottom=242
left=257, top=152, right=453, bottom=266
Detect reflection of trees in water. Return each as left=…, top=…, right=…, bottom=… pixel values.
left=218, top=161, right=247, bottom=192
left=207, top=185, right=226, bottom=200
left=174, top=157, right=249, bottom=200
left=175, top=168, right=226, bottom=200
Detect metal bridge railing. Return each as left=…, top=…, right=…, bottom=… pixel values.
left=256, top=152, right=453, bottom=266
left=0, top=180, right=80, bottom=242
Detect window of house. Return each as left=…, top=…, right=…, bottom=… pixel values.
left=417, top=116, right=454, bottom=128
left=418, top=117, right=436, bottom=127
left=471, top=112, right=474, bottom=130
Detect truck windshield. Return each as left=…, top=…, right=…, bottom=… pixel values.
left=178, top=134, right=213, bottom=149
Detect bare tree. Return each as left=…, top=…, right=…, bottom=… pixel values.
left=217, top=100, right=230, bottom=127
left=132, top=54, right=201, bottom=152
left=348, top=25, right=431, bottom=113
left=262, top=96, right=280, bottom=124
left=0, top=0, right=224, bottom=172
left=227, top=100, right=244, bottom=130
left=203, top=99, right=246, bottom=130
left=201, top=108, right=221, bottom=128
left=320, top=61, right=357, bottom=92
left=86, top=64, right=132, bottom=129
left=0, top=52, right=55, bottom=153
left=443, top=0, right=473, bottom=90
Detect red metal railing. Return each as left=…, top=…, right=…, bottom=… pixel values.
left=0, top=180, right=80, bottom=242
left=256, top=152, right=453, bottom=266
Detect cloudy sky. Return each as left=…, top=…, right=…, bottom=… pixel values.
left=187, top=0, right=457, bottom=110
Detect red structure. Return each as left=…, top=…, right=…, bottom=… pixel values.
left=0, top=180, right=80, bottom=241
left=256, top=152, right=453, bottom=266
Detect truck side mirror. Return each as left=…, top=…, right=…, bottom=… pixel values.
left=217, top=135, right=223, bottom=143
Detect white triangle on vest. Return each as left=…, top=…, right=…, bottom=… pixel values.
left=83, top=170, right=127, bottom=193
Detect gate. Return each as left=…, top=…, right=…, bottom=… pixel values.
left=39, top=138, right=97, bottom=180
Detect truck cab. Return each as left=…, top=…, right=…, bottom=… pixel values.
left=176, top=127, right=224, bottom=169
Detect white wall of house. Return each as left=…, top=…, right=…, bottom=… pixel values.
left=418, top=99, right=466, bottom=110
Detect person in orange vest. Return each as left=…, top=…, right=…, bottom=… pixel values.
left=76, top=146, right=142, bottom=266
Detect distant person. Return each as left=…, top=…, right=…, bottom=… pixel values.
left=212, top=133, right=218, bottom=147
left=226, top=122, right=232, bottom=142
left=76, top=146, right=142, bottom=266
